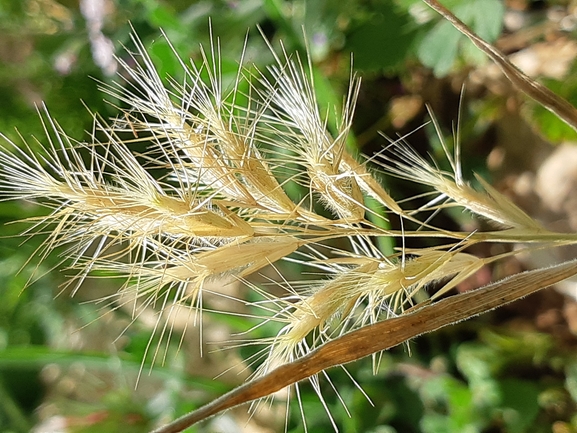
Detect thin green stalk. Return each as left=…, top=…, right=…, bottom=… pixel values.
left=0, top=377, right=32, bottom=433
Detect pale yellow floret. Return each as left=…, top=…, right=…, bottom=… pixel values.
left=259, top=249, right=484, bottom=373
left=257, top=53, right=369, bottom=221
left=5, top=31, right=577, bottom=431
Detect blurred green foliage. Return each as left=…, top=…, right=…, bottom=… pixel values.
left=2, top=0, right=577, bottom=432
left=417, top=0, right=504, bottom=76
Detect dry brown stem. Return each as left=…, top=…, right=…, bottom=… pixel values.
left=422, top=0, right=577, bottom=132
left=151, top=259, right=577, bottom=433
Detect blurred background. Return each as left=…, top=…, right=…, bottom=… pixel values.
left=3, top=0, right=577, bottom=432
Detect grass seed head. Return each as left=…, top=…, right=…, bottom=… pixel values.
left=2, top=27, right=575, bottom=433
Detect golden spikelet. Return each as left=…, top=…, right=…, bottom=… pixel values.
left=2, top=28, right=577, bottom=433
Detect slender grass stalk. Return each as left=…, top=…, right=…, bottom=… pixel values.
left=151, top=258, right=577, bottom=433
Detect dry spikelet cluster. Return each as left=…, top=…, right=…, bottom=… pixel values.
left=3, top=26, right=577, bottom=432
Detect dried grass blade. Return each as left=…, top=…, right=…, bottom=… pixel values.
left=150, top=259, right=577, bottom=433
left=422, top=0, right=577, bottom=132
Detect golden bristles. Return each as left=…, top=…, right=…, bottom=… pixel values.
left=1, top=31, right=577, bottom=429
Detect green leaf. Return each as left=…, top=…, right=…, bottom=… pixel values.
left=346, top=3, right=416, bottom=72
left=417, top=0, right=504, bottom=76
left=497, top=379, right=540, bottom=433
left=465, top=0, right=504, bottom=41
left=527, top=99, right=577, bottom=143
left=565, top=361, right=577, bottom=403
left=148, top=39, right=182, bottom=80
left=0, top=346, right=229, bottom=393
left=417, top=20, right=461, bottom=77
